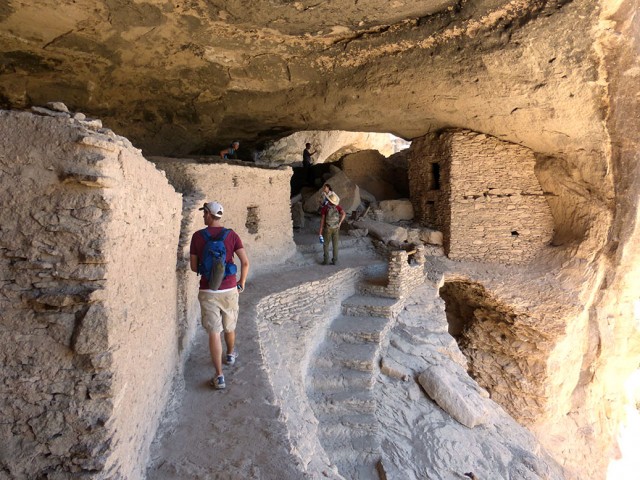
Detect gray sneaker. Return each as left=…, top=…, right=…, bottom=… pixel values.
left=226, top=350, right=238, bottom=366
left=210, top=375, right=226, bottom=390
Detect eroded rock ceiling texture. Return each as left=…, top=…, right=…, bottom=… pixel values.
left=0, top=0, right=610, bottom=158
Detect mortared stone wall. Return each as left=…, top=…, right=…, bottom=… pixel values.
left=410, top=130, right=554, bottom=264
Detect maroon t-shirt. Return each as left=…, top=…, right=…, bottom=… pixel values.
left=190, top=227, right=244, bottom=290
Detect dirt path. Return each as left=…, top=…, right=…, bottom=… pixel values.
left=146, top=233, right=378, bottom=479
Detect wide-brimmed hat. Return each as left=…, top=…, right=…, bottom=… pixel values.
left=327, top=192, right=340, bottom=205
left=199, top=201, right=223, bottom=218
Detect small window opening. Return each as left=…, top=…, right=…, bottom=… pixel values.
left=511, top=231, right=519, bottom=236
left=233, top=176, right=239, bottom=187
left=246, top=206, right=259, bottom=234
left=430, top=163, right=441, bottom=190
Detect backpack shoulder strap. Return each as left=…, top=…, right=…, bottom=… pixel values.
left=217, top=228, right=230, bottom=241
left=200, top=228, right=212, bottom=241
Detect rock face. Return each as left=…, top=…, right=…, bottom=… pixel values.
left=0, top=0, right=639, bottom=480
left=0, top=0, right=619, bottom=162
left=0, top=110, right=183, bottom=479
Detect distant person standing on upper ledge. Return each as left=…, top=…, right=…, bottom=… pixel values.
left=303, top=142, right=317, bottom=186
left=220, top=141, right=240, bottom=160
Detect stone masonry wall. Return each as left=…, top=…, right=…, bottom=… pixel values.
left=151, top=157, right=296, bottom=350
left=0, top=110, right=182, bottom=479
left=448, top=131, right=554, bottom=263
left=360, top=247, right=426, bottom=300
left=408, top=133, right=452, bottom=240
left=255, top=265, right=379, bottom=473
left=410, top=130, right=554, bottom=264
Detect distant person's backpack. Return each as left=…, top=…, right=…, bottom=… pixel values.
left=198, top=228, right=237, bottom=290
left=325, top=205, right=340, bottom=228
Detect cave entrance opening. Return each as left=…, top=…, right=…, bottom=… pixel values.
left=270, top=130, right=410, bottom=199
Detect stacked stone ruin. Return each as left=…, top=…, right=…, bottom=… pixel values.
left=410, top=130, right=555, bottom=264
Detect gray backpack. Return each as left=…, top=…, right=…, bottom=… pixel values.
left=326, top=205, right=340, bottom=228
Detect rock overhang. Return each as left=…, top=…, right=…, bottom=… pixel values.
left=0, top=0, right=610, bottom=158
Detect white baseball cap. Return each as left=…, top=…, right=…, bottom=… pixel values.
left=199, top=201, right=223, bottom=218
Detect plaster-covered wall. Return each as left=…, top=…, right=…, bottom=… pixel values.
left=0, top=110, right=182, bottom=479
left=150, top=157, right=297, bottom=350
left=410, top=130, right=555, bottom=264
left=151, top=157, right=295, bottom=275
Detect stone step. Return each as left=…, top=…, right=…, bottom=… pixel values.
left=341, top=294, right=403, bottom=319
left=313, top=390, right=376, bottom=416
left=333, top=457, right=381, bottom=480
left=319, top=432, right=380, bottom=455
left=313, top=342, right=379, bottom=373
left=328, top=446, right=381, bottom=469
left=308, top=368, right=375, bottom=392
left=328, top=315, right=390, bottom=344
left=319, top=413, right=379, bottom=435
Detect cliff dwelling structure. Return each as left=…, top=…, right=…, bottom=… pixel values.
left=0, top=0, right=639, bottom=479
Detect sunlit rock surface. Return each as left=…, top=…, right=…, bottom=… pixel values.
left=0, top=0, right=639, bottom=479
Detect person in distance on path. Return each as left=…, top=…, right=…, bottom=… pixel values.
left=318, top=192, right=346, bottom=266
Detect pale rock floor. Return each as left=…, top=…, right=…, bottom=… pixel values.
left=146, top=219, right=564, bottom=480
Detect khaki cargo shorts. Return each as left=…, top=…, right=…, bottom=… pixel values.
left=198, top=289, right=239, bottom=334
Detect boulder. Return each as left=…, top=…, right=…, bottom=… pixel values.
left=47, top=101, right=70, bottom=113
left=419, top=228, right=444, bottom=246
left=406, top=228, right=422, bottom=244
left=353, top=219, right=407, bottom=243
left=379, top=199, right=414, bottom=222
left=303, top=170, right=361, bottom=213
left=340, top=149, right=400, bottom=200
left=418, top=366, right=493, bottom=428
left=358, top=187, right=377, bottom=205
left=347, top=227, right=368, bottom=238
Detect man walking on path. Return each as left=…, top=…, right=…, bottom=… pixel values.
left=318, top=192, right=346, bottom=265
left=190, top=201, right=250, bottom=390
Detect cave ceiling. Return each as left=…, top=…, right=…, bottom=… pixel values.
left=0, top=0, right=607, bottom=157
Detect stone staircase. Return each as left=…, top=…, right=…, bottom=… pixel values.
left=307, top=277, right=405, bottom=479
